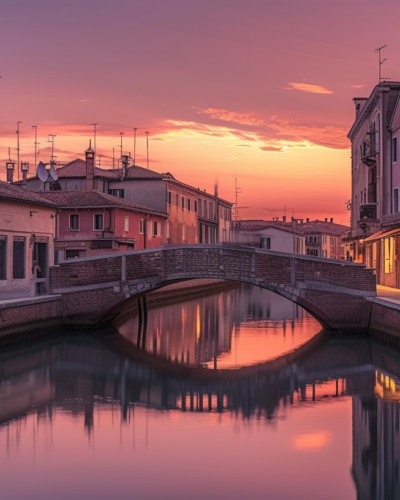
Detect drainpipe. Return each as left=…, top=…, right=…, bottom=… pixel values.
left=144, top=218, right=147, bottom=249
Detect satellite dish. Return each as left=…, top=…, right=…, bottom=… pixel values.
left=37, top=162, right=49, bottom=182
left=49, top=165, right=59, bottom=181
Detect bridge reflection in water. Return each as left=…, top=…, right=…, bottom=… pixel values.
left=0, top=287, right=399, bottom=499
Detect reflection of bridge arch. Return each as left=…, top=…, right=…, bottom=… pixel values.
left=50, top=244, right=376, bottom=331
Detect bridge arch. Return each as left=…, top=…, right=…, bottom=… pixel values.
left=50, top=244, right=376, bottom=332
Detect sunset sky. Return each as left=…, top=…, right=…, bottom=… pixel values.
left=2, top=0, right=400, bottom=222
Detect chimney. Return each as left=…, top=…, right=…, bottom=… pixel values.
left=325, top=218, right=328, bottom=222
left=121, top=155, right=129, bottom=180
left=85, top=140, right=95, bottom=190
left=306, top=218, right=309, bottom=223
left=353, top=98, right=368, bottom=119
left=330, top=217, right=333, bottom=223
left=282, top=216, right=286, bottom=224
left=6, top=160, right=15, bottom=183
left=21, top=162, right=29, bottom=189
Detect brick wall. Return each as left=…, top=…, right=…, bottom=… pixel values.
left=49, top=245, right=376, bottom=331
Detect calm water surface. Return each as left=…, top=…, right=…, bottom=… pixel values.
left=0, top=284, right=399, bottom=499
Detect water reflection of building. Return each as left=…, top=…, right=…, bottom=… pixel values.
left=118, top=291, right=233, bottom=365
left=352, top=371, right=400, bottom=500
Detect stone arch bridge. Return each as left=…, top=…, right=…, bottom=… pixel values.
left=49, top=244, right=376, bottom=332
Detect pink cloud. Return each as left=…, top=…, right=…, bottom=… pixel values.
left=194, top=107, right=265, bottom=126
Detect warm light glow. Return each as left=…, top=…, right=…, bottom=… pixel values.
left=293, top=431, right=331, bottom=450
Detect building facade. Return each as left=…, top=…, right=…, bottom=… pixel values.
left=0, top=181, right=56, bottom=296
left=346, top=82, right=400, bottom=287
left=37, top=190, right=167, bottom=260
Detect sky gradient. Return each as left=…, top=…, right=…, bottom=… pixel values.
left=2, top=0, right=400, bottom=222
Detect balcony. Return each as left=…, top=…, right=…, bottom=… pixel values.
left=359, top=203, right=377, bottom=221
left=361, top=127, right=378, bottom=168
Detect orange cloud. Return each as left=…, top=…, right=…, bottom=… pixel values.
left=350, top=84, right=365, bottom=89
left=286, top=83, right=334, bottom=94
left=195, top=107, right=265, bottom=126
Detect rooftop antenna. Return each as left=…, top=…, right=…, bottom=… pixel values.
left=47, top=134, right=56, bottom=166
left=90, top=123, right=97, bottom=152
left=375, top=45, right=390, bottom=82
left=145, top=131, right=149, bottom=169
left=16, top=121, right=22, bottom=181
left=234, top=178, right=249, bottom=221
left=32, top=125, right=38, bottom=170
left=119, top=132, right=124, bottom=158
left=133, top=127, right=137, bottom=166
left=112, top=147, right=115, bottom=169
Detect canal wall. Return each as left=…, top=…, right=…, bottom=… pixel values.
left=0, top=295, right=63, bottom=344
left=368, top=298, right=400, bottom=346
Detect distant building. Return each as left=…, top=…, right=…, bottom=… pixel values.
left=232, top=217, right=348, bottom=258
left=298, top=218, right=348, bottom=259
left=345, top=82, right=400, bottom=287
left=0, top=180, right=56, bottom=296
left=231, top=219, right=305, bottom=254
left=37, top=190, right=167, bottom=260
left=14, top=147, right=233, bottom=246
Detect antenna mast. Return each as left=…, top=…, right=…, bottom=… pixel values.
left=32, top=125, right=38, bottom=169
left=133, top=127, right=137, bottom=166
left=16, top=121, right=21, bottom=181
left=119, top=132, right=124, bottom=159
left=375, top=45, right=389, bottom=82
left=47, top=134, right=56, bottom=166
left=145, top=131, right=149, bottom=169
left=90, top=123, right=97, bottom=152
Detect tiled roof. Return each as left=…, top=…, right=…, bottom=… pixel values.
left=36, top=190, right=167, bottom=217
left=0, top=180, right=57, bottom=207
left=296, top=220, right=349, bottom=236
left=55, top=160, right=120, bottom=179
left=125, top=165, right=164, bottom=179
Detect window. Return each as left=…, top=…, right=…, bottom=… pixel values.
left=181, top=196, right=185, bottom=210
left=209, top=202, right=214, bottom=219
left=393, top=137, right=398, bottom=163
left=167, top=190, right=172, bottom=205
left=195, top=200, right=198, bottom=214
left=69, top=214, right=79, bottom=230
left=385, top=237, right=394, bottom=273
left=108, top=189, right=124, bottom=199
left=13, top=236, right=25, bottom=279
left=66, top=250, right=81, bottom=260
left=94, top=214, right=104, bottom=230
left=394, top=188, right=399, bottom=213
left=175, top=194, right=179, bottom=206
left=0, top=235, right=6, bottom=280
left=153, top=221, right=158, bottom=236
left=139, top=219, right=145, bottom=234
left=187, top=198, right=191, bottom=211
left=260, top=237, right=271, bottom=249
left=203, top=200, right=207, bottom=218
left=124, top=216, right=129, bottom=232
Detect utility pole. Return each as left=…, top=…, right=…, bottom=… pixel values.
left=32, top=125, right=38, bottom=169
left=90, top=123, right=97, bottom=151
left=145, top=131, right=149, bottom=169
left=133, top=127, right=137, bottom=166
left=16, top=121, right=21, bottom=180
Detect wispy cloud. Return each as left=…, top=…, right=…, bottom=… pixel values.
left=286, top=83, right=334, bottom=95
left=194, top=107, right=265, bottom=126
left=349, top=84, right=365, bottom=89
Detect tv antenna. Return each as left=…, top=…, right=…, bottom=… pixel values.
left=119, top=132, right=124, bottom=158
left=90, top=123, right=97, bottom=152
left=47, top=134, right=56, bottom=166
left=32, top=125, right=38, bottom=168
left=133, top=127, right=137, bottom=166
left=375, top=45, right=390, bottom=82
left=145, top=131, right=149, bottom=169
left=234, top=178, right=249, bottom=221
left=16, top=121, right=22, bottom=181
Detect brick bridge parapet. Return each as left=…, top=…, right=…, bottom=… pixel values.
left=49, top=244, right=376, bottom=332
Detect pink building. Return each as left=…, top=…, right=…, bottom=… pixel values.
left=37, top=190, right=167, bottom=261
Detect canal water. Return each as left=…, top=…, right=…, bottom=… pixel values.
left=0, top=283, right=399, bottom=499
